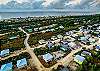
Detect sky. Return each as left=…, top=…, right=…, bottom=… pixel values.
left=0, top=0, right=30, bottom=4
left=0, top=0, right=100, bottom=11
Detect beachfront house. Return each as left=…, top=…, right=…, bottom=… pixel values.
left=17, top=58, right=27, bottom=69
left=42, top=53, right=53, bottom=62
left=0, top=49, right=10, bottom=57
left=0, top=62, right=13, bottom=71
left=74, top=55, right=85, bottom=65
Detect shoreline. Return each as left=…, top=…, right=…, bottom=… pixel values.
left=0, top=12, right=100, bottom=20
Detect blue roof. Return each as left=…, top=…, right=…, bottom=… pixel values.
left=0, top=49, right=9, bottom=57
left=96, top=45, right=100, bottom=49
left=75, top=55, right=85, bottom=62
left=43, top=53, right=53, bottom=62
left=0, top=62, right=12, bottom=71
left=17, top=58, right=27, bottom=69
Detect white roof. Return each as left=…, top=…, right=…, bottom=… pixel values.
left=43, top=53, right=53, bottom=62
left=17, top=58, right=27, bottom=69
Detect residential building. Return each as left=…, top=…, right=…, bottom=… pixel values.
left=9, top=36, right=17, bottom=40
left=47, top=41, right=53, bottom=49
left=39, top=39, right=46, bottom=45
left=17, top=58, right=27, bottom=69
left=42, top=53, right=53, bottom=62
left=0, top=62, right=13, bottom=71
left=59, top=26, right=64, bottom=29
left=57, top=34, right=63, bottom=39
left=74, top=55, right=85, bottom=65
left=51, top=36, right=57, bottom=40
left=0, top=49, right=10, bottom=57
left=27, top=29, right=33, bottom=33
left=95, top=45, right=100, bottom=51
left=60, top=46, right=69, bottom=52
left=81, top=51, right=91, bottom=56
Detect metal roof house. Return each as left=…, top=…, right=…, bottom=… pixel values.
left=17, top=58, right=27, bottom=69
left=74, top=55, right=85, bottom=65
left=0, top=62, right=13, bottom=71
left=0, top=49, right=10, bottom=57
left=42, top=53, right=53, bottom=62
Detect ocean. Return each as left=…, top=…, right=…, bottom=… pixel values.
left=0, top=11, right=99, bottom=19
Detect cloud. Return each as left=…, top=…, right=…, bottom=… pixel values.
left=65, top=0, right=81, bottom=7
left=42, top=0, right=57, bottom=7
left=15, top=0, right=29, bottom=3
left=0, top=0, right=100, bottom=10
left=0, top=0, right=11, bottom=4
